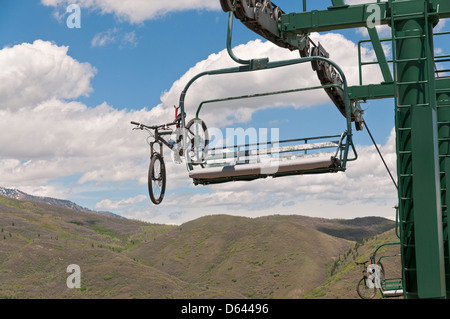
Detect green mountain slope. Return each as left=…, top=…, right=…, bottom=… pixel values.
left=126, top=214, right=394, bottom=299
left=0, top=195, right=232, bottom=298
left=304, top=228, right=402, bottom=299
left=0, top=194, right=396, bottom=299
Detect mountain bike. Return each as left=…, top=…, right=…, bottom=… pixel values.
left=131, top=107, right=209, bottom=204
left=356, top=256, right=385, bottom=299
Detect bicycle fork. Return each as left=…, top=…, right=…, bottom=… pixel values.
left=150, top=141, right=163, bottom=158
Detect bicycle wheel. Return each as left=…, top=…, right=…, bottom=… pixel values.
left=185, top=118, right=209, bottom=163
left=356, top=277, right=377, bottom=299
left=148, top=152, right=166, bottom=205
left=220, top=0, right=233, bottom=12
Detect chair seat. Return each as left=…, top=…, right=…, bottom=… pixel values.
left=189, top=153, right=337, bottom=180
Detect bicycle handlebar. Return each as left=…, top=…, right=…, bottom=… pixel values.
left=130, top=121, right=178, bottom=132
left=130, top=121, right=160, bottom=130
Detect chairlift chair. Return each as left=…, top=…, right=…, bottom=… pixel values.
left=178, top=57, right=358, bottom=186
left=176, top=12, right=361, bottom=186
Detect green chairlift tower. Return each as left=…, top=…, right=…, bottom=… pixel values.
left=219, top=0, right=450, bottom=298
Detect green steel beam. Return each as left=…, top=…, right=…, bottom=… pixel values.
left=393, top=4, right=445, bottom=298
left=438, top=92, right=450, bottom=297
left=281, top=2, right=388, bottom=33
left=348, top=78, right=450, bottom=101
left=230, top=0, right=450, bottom=299
left=348, top=83, right=394, bottom=101
left=366, top=26, right=394, bottom=84
left=446, top=157, right=450, bottom=296
left=410, top=106, right=446, bottom=298
left=280, top=0, right=450, bottom=34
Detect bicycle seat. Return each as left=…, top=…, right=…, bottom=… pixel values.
left=356, top=261, right=368, bottom=265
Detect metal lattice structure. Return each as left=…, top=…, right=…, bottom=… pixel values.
left=207, top=0, right=450, bottom=299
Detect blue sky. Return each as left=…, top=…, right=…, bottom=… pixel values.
left=0, top=0, right=448, bottom=225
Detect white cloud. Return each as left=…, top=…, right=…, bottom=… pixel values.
left=120, top=31, right=138, bottom=48
left=356, top=24, right=391, bottom=38
left=148, top=127, right=398, bottom=224
left=160, top=33, right=382, bottom=128
left=95, top=195, right=147, bottom=210
left=0, top=40, right=172, bottom=192
left=435, top=19, right=447, bottom=33
left=91, top=28, right=138, bottom=48
left=41, top=0, right=221, bottom=24
left=168, top=131, right=397, bottom=209
left=19, top=184, right=73, bottom=200
left=0, top=36, right=392, bottom=225
left=91, top=28, right=118, bottom=47
left=0, top=99, right=171, bottom=187
left=0, top=40, right=96, bottom=109
left=0, top=36, right=381, bottom=172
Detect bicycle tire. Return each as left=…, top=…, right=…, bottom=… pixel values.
left=185, top=118, right=209, bottom=162
left=148, top=152, right=166, bottom=205
left=220, top=0, right=233, bottom=12
left=356, top=277, right=377, bottom=299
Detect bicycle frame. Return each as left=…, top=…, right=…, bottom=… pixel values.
left=131, top=120, right=179, bottom=157
left=131, top=102, right=204, bottom=159
left=356, top=255, right=382, bottom=299
left=360, top=261, right=371, bottom=284
left=131, top=104, right=211, bottom=205
left=150, top=127, right=176, bottom=157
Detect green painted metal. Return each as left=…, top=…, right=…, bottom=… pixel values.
left=226, top=12, right=252, bottom=66
left=356, top=30, right=450, bottom=93
left=191, top=82, right=357, bottom=185
left=218, top=0, right=450, bottom=299
left=438, top=92, right=450, bottom=297
left=392, top=0, right=445, bottom=298
left=434, top=31, right=450, bottom=296
left=281, top=0, right=450, bottom=299
left=178, top=56, right=351, bottom=134
left=281, top=2, right=390, bottom=33
left=195, top=84, right=344, bottom=120
left=372, top=242, right=403, bottom=297
left=178, top=54, right=353, bottom=174
left=280, top=0, right=450, bottom=34
left=348, top=77, right=450, bottom=101
left=373, top=242, right=402, bottom=262
left=179, top=11, right=356, bottom=177
left=410, top=107, right=446, bottom=298
left=366, top=27, right=394, bottom=84
left=190, top=132, right=352, bottom=186
left=349, top=83, right=394, bottom=101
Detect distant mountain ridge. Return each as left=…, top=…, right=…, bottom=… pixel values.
left=0, top=186, right=123, bottom=219
left=0, top=191, right=396, bottom=299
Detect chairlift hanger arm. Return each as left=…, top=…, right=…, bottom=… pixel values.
left=221, top=4, right=364, bottom=130
left=220, top=0, right=450, bottom=126
left=348, top=77, right=450, bottom=101
left=178, top=55, right=351, bottom=135
left=179, top=54, right=355, bottom=177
